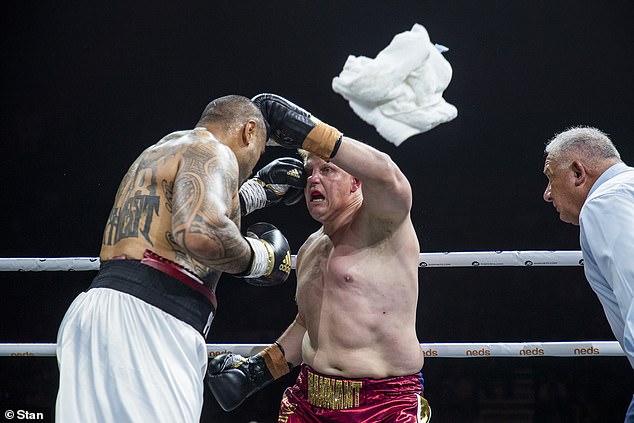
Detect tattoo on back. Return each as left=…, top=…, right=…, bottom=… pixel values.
left=103, top=193, right=160, bottom=245
left=163, top=179, right=174, bottom=213
left=103, top=151, right=167, bottom=246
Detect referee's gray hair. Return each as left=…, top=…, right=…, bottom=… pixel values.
left=545, top=126, right=621, bottom=163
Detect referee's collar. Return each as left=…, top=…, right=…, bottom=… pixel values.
left=588, top=162, right=631, bottom=197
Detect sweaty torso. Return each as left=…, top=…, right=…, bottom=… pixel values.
left=99, top=129, right=239, bottom=288
left=296, top=217, right=424, bottom=378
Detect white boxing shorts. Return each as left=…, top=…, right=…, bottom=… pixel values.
left=56, top=258, right=214, bottom=422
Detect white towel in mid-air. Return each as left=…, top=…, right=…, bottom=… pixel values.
left=332, top=23, right=457, bottom=146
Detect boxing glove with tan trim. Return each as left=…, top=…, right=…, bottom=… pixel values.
left=252, top=93, right=343, bottom=160
left=206, top=342, right=291, bottom=411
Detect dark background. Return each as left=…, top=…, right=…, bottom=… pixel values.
left=1, top=1, right=633, bottom=422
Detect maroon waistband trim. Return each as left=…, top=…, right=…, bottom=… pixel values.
left=112, top=249, right=217, bottom=311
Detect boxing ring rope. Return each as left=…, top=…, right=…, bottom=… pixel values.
left=1, top=250, right=624, bottom=358
left=0, top=341, right=624, bottom=358
left=0, top=250, right=584, bottom=272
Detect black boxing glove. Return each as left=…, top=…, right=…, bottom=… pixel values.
left=238, top=223, right=291, bottom=286
left=252, top=93, right=343, bottom=161
left=206, top=342, right=291, bottom=412
left=239, top=157, right=307, bottom=215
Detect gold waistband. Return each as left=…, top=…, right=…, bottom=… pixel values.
left=306, top=369, right=363, bottom=410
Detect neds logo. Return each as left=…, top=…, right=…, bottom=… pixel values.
left=422, top=348, right=438, bottom=357
left=519, top=348, right=544, bottom=356
left=465, top=348, right=490, bottom=356
left=574, top=347, right=600, bottom=355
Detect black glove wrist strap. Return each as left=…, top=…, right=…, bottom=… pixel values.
left=330, top=136, right=342, bottom=159
left=273, top=341, right=285, bottom=356
left=273, top=341, right=295, bottom=372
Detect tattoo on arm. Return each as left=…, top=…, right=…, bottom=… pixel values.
left=171, top=143, right=249, bottom=271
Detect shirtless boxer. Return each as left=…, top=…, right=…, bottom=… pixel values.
left=55, top=95, right=305, bottom=422
left=207, top=94, right=430, bottom=422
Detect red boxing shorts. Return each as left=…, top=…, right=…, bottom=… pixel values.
left=278, top=364, right=431, bottom=422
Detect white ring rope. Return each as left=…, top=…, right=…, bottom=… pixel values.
left=0, top=250, right=583, bottom=271
left=4, top=250, right=612, bottom=361
left=0, top=341, right=623, bottom=358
